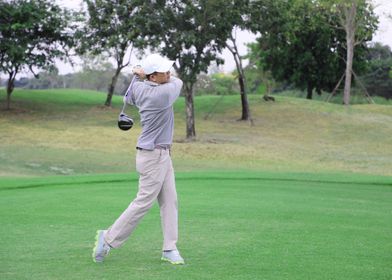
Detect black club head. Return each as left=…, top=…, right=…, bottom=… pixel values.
left=118, top=113, right=134, bottom=131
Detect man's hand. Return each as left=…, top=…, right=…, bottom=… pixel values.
left=133, top=66, right=145, bottom=79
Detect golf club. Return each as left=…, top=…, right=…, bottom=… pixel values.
left=118, top=70, right=138, bottom=131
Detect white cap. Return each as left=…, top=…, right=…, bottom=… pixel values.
left=142, top=53, right=175, bottom=75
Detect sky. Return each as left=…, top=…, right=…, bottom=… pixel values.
left=12, top=0, right=392, bottom=76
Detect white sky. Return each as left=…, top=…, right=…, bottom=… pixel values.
left=372, top=0, right=392, bottom=47
left=55, top=0, right=392, bottom=75
left=7, top=0, right=392, bottom=76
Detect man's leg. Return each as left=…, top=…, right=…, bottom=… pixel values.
left=104, top=150, right=168, bottom=248
left=157, top=156, right=178, bottom=251
left=158, top=156, right=184, bottom=265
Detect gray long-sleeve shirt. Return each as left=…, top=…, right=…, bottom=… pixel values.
left=125, top=76, right=183, bottom=150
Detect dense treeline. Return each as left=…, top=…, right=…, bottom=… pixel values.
left=4, top=42, right=391, bottom=100
left=362, top=42, right=392, bottom=100
left=1, top=0, right=391, bottom=138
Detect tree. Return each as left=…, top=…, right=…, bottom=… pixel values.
left=77, top=54, right=116, bottom=92
left=226, top=28, right=252, bottom=121
left=221, top=0, right=254, bottom=122
left=362, top=42, right=392, bottom=99
left=152, top=0, right=234, bottom=139
left=0, top=0, right=74, bottom=110
left=25, top=66, right=63, bottom=89
left=250, top=0, right=377, bottom=101
left=251, top=0, right=342, bottom=99
left=330, top=0, right=378, bottom=105
left=77, top=0, right=155, bottom=107
left=245, top=42, right=277, bottom=98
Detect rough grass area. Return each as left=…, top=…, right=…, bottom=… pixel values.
left=1, top=89, right=391, bottom=176
left=0, top=172, right=391, bottom=280
left=274, top=89, right=392, bottom=105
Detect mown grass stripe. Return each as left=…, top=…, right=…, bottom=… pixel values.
left=1, top=173, right=390, bottom=191
left=1, top=171, right=391, bottom=280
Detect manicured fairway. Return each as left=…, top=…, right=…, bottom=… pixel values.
left=0, top=172, right=391, bottom=280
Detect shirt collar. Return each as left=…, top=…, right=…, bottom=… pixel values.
left=144, top=80, right=159, bottom=87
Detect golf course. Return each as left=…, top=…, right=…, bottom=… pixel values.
left=1, top=89, right=391, bottom=279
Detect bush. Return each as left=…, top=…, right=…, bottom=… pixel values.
left=194, top=73, right=238, bottom=96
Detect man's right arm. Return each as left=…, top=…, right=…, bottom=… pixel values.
left=158, top=76, right=183, bottom=106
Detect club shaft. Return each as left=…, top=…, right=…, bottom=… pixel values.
left=121, top=75, right=138, bottom=114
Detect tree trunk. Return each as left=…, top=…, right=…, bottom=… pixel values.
left=226, top=33, right=251, bottom=121
left=6, top=87, right=12, bottom=110
left=184, top=84, right=196, bottom=140
left=342, top=2, right=357, bottom=106
left=6, top=71, right=16, bottom=110
left=344, top=36, right=354, bottom=105
left=306, top=82, right=313, bottom=99
left=239, top=75, right=250, bottom=120
left=105, top=67, right=122, bottom=107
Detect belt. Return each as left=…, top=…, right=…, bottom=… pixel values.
left=136, top=146, right=170, bottom=151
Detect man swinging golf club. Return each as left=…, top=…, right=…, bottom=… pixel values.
left=92, top=53, right=184, bottom=265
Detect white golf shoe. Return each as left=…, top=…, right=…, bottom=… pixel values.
left=92, top=230, right=111, bottom=263
left=161, top=249, right=185, bottom=265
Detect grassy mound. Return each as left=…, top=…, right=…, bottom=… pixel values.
left=1, top=88, right=391, bottom=176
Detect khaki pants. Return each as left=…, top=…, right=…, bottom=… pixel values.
left=104, top=148, right=178, bottom=251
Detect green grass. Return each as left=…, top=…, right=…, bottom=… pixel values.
left=0, top=172, right=391, bottom=280
left=1, top=89, right=392, bottom=279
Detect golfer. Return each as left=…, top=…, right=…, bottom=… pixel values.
left=92, top=53, right=184, bottom=265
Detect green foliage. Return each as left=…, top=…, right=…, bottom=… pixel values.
left=76, top=0, right=157, bottom=106
left=148, top=0, right=240, bottom=137
left=76, top=0, right=153, bottom=56
left=22, top=67, right=65, bottom=89
left=211, top=73, right=238, bottom=95
left=11, top=55, right=132, bottom=94
left=250, top=0, right=377, bottom=99
left=152, top=0, right=234, bottom=86
left=0, top=0, right=73, bottom=70
left=361, top=42, right=392, bottom=99
left=194, top=73, right=238, bottom=96
left=328, top=0, right=378, bottom=42
left=243, top=43, right=278, bottom=95
left=0, top=0, right=74, bottom=108
left=74, top=54, right=128, bottom=93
